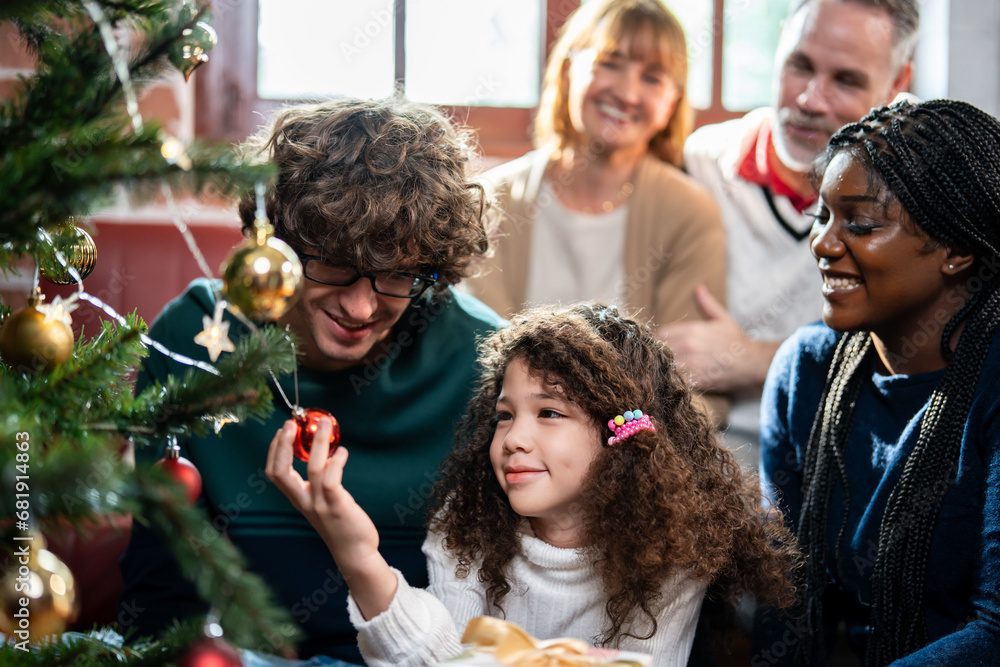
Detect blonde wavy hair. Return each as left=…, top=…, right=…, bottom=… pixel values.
left=533, top=0, right=693, bottom=167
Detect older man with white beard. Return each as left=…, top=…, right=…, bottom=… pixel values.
left=666, top=0, right=919, bottom=470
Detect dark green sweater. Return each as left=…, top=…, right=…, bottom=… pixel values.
left=119, top=279, right=504, bottom=662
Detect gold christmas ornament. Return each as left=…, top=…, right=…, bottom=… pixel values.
left=221, top=228, right=303, bottom=322
left=168, top=20, right=218, bottom=81
left=0, top=298, right=74, bottom=372
left=0, top=544, right=79, bottom=641
left=39, top=225, right=97, bottom=285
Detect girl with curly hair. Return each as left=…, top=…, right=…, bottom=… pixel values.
left=268, top=304, right=796, bottom=666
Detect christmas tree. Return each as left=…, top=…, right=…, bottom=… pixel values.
left=0, top=2, right=305, bottom=664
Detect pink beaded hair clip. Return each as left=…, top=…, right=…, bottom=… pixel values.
left=606, top=410, right=655, bottom=445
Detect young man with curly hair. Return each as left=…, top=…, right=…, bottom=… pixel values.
left=118, top=97, right=505, bottom=665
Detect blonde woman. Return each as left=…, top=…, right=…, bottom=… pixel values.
left=465, top=0, right=726, bottom=416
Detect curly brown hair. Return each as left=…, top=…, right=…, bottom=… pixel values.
left=429, top=304, right=799, bottom=646
left=237, top=97, right=490, bottom=286
left=534, top=0, right=693, bottom=167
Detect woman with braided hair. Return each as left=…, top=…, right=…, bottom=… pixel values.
left=757, top=98, right=1000, bottom=666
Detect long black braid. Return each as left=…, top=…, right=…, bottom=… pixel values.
left=795, top=100, right=1000, bottom=666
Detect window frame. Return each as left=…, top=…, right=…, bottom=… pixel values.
left=697, top=0, right=743, bottom=127
left=194, top=0, right=743, bottom=156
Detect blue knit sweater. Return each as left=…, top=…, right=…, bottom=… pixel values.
left=756, top=322, right=1000, bottom=666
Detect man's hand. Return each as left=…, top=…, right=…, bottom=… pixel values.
left=266, top=418, right=397, bottom=620
left=658, top=285, right=781, bottom=393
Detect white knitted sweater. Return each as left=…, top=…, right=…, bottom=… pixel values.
left=347, top=530, right=705, bottom=666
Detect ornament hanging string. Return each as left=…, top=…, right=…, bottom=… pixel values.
left=161, top=184, right=216, bottom=280
left=265, top=334, right=341, bottom=462
left=254, top=181, right=268, bottom=224
left=82, top=0, right=143, bottom=133
left=160, top=179, right=299, bottom=376
left=161, top=179, right=278, bottom=324
left=34, top=192, right=269, bottom=381
left=82, top=0, right=212, bottom=299
left=85, top=0, right=215, bottom=299
left=268, top=335, right=299, bottom=412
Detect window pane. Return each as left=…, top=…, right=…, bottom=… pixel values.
left=663, top=0, right=713, bottom=111
left=405, top=0, right=542, bottom=107
left=258, top=0, right=395, bottom=100
left=721, top=0, right=791, bottom=110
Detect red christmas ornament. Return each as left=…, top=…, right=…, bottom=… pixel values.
left=292, top=407, right=340, bottom=462
left=177, top=638, right=243, bottom=667
left=157, top=439, right=202, bottom=503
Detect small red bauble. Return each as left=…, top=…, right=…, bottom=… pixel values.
left=176, top=638, right=243, bottom=667
left=157, top=443, right=202, bottom=503
left=292, top=407, right=340, bottom=462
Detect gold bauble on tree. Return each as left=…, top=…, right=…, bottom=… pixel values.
left=168, top=18, right=218, bottom=81
left=0, top=543, right=79, bottom=641
left=39, top=224, right=97, bottom=285
left=221, top=221, right=303, bottom=322
left=0, top=294, right=74, bottom=372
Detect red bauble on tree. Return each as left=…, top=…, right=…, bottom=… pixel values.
left=157, top=437, right=202, bottom=503
left=177, top=638, right=243, bottom=667
left=292, top=407, right=340, bottom=462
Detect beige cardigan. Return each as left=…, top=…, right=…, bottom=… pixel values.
left=465, top=150, right=729, bottom=420
left=467, top=151, right=726, bottom=325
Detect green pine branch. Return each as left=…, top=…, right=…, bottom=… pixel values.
left=0, top=1, right=276, bottom=250
left=0, top=438, right=129, bottom=523
left=0, top=617, right=239, bottom=666
left=129, top=464, right=302, bottom=651
left=1, top=312, right=144, bottom=434
left=0, top=2, right=303, bottom=660
left=127, top=324, right=297, bottom=442
left=0, top=319, right=296, bottom=521
left=0, top=461, right=306, bottom=662
left=1, top=2, right=167, bottom=25
left=3, top=313, right=148, bottom=434
left=0, top=632, right=148, bottom=666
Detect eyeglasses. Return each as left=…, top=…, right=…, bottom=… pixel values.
left=295, top=253, right=438, bottom=299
